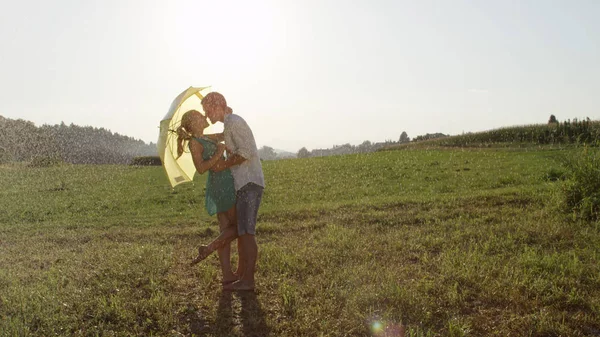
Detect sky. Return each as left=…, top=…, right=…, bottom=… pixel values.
left=1, top=0, right=599, bottom=152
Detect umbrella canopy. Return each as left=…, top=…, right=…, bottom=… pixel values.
left=157, top=86, right=219, bottom=187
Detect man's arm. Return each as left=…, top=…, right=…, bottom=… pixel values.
left=210, top=153, right=247, bottom=172
left=203, top=133, right=225, bottom=142
left=211, top=118, right=255, bottom=172
left=228, top=119, right=257, bottom=160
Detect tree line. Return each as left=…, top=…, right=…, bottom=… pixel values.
left=296, top=140, right=397, bottom=159
left=0, top=115, right=156, bottom=165
left=291, top=131, right=415, bottom=159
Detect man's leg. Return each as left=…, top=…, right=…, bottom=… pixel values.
left=235, top=235, right=245, bottom=279
left=226, top=234, right=256, bottom=290
left=224, top=183, right=263, bottom=291
left=238, top=234, right=257, bottom=285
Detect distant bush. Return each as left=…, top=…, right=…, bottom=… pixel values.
left=130, top=156, right=162, bottom=166
left=28, top=156, right=62, bottom=168
left=413, top=133, right=448, bottom=142
left=562, top=147, right=600, bottom=220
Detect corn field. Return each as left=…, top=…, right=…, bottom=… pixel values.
left=434, top=119, right=600, bottom=147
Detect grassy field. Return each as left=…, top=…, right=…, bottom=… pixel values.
left=1, top=148, right=599, bottom=336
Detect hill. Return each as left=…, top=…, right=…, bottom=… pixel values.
left=274, top=148, right=296, bottom=159
left=0, top=115, right=156, bottom=164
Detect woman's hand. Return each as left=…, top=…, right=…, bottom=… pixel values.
left=216, top=143, right=227, bottom=156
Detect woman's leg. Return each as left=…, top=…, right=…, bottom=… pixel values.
left=190, top=210, right=238, bottom=263
left=226, top=206, right=244, bottom=279
left=215, top=211, right=237, bottom=283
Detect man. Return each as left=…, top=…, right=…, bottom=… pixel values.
left=201, top=92, right=265, bottom=291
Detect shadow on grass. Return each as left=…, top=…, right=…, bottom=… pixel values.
left=214, top=291, right=234, bottom=336
left=185, top=306, right=210, bottom=336
left=207, top=291, right=269, bottom=337
left=238, top=291, right=270, bottom=337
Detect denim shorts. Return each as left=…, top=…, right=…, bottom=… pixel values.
left=236, top=183, right=264, bottom=235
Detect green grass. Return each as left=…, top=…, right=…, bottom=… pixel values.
left=1, top=148, right=599, bottom=336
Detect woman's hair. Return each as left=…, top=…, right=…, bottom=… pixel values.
left=201, top=92, right=233, bottom=114
left=176, top=110, right=203, bottom=159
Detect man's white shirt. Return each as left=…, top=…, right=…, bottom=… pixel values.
left=224, top=113, right=265, bottom=191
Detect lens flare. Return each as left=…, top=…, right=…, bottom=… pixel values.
left=370, top=320, right=406, bottom=336
left=372, top=320, right=384, bottom=333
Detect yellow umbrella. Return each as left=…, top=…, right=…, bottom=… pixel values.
left=157, top=86, right=218, bottom=187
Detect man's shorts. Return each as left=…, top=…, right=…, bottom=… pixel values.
left=236, top=183, right=264, bottom=235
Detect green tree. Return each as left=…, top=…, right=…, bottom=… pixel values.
left=297, top=147, right=310, bottom=158
left=357, top=140, right=372, bottom=153
left=258, top=146, right=277, bottom=161
left=399, top=131, right=410, bottom=143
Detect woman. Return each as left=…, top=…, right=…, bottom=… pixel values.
left=176, top=109, right=240, bottom=285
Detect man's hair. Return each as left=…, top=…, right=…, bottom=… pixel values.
left=201, top=92, right=233, bottom=114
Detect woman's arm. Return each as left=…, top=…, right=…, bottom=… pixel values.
left=189, top=141, right=226, bottom=174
